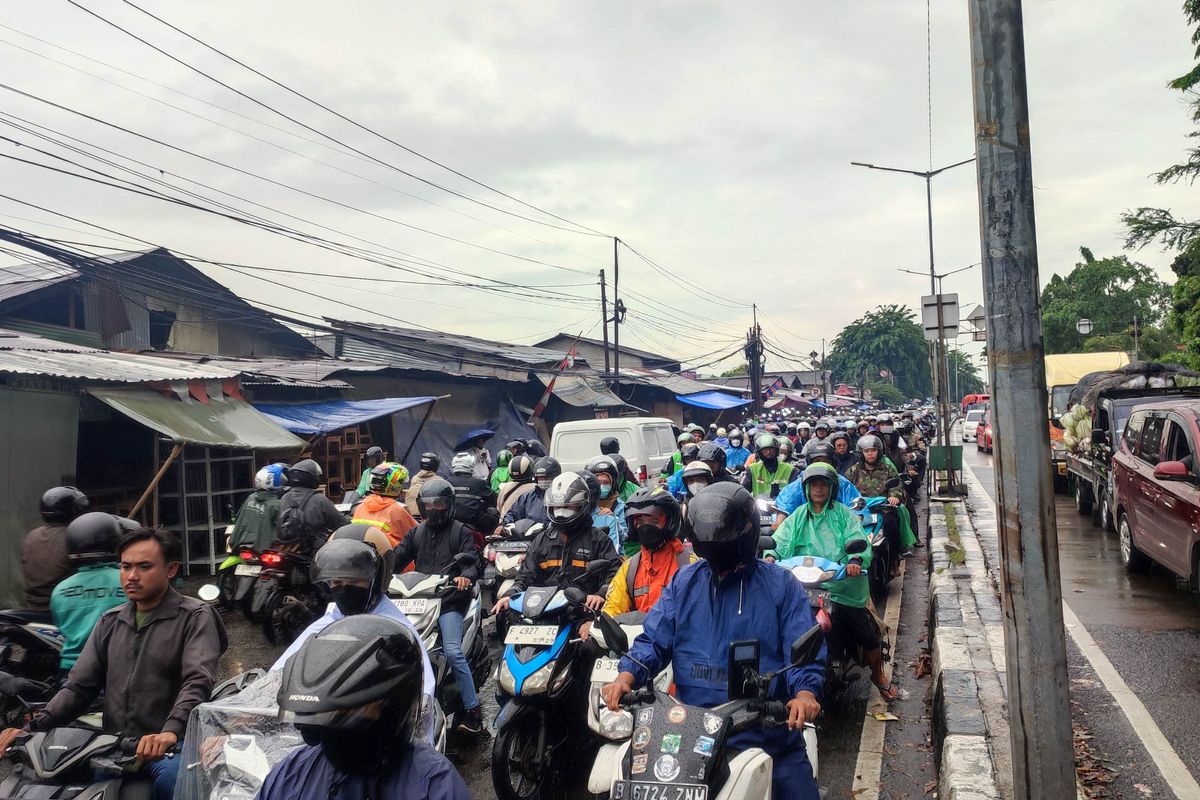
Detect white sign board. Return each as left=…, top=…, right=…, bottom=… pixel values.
left=921, top=293, right=959, bottom=341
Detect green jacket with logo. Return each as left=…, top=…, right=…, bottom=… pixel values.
left=49, top=563, right=125, bottom=670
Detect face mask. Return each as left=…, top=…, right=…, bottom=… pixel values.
left=633, top=523, right=668, bottom=550
left=730, top=439, right=742, bottom=448
left=536, top=479, right=553, bottom=491
left=686, top=480, right=709, bottom=496
left=330, top=583, right=373, bottom=616
left=599, top=484, right=613, bottom=499
left=762, top=456, right=779, bottom=471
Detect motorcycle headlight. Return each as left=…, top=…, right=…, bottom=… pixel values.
left=521, top=662, right=555, bottom=695
left=499, top=662, right=517, bottom=695
left=594, top=692, right=634, bottom=740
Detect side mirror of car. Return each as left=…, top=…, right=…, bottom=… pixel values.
left=845, top=538, right=869, bottom=555
left=596, top=612, right=629, bottom=654
left=1153, top=460, right=1193, bottom=482
left=1091, top=428, right=1106, bottom=446
left=789, top=624, right=825, bottom=666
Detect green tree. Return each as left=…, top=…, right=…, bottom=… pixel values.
left=825, top=304, right=932, bottom=399
left=1040, top=247, right=1172, bottom=354
left=718, top=364, right=748, bottom=377
left=946, top=350, right=985, bottom=401
left=865, top=380, right=907, bottom=407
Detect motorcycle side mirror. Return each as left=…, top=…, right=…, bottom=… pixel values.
left=585, top=559, right=611, bottom=575
left=885, top=477, right=901, bottom=489
left=596, top=612, right=629, bottom=654
left=850, top=497, right=866, bottom=511
left=563, top=586, right=587, bottom=606
left=452, top=552, right=477, bottom=569
left=790, top=624, right=825, bottom=666
left=1091, top=428, right=1106, bottom=446
left=197, top=584, right=221, bottom=604
left=844, top=538, right=869, bottom=555
left=758, top=535, right=776, bottom=553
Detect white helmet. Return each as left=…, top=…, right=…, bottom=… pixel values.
left=450, top=451, right=476, bottom=475
left=798, top=421, right=811, bottom=431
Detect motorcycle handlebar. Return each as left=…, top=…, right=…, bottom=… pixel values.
left=618, top=686, right=655, bottom=707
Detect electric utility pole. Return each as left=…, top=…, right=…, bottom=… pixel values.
left=969, top=2, right=1075, bottom=797
left=746, top=304, right=764, bottom=418
left=599, top=269, right=611, bottom=376
left=612, top=237, right=622, bottom=398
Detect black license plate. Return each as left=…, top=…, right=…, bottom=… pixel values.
left=612, top=781, right=708, bottom=800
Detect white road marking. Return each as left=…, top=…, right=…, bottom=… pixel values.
left=849, top=560, right=905, bottom=799
left=1061, top=601, right=1200, bottom=800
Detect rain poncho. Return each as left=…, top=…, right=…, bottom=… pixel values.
left=769, top=500, right=871, bottom=608
left=774, top=472, right=862, bottom=515
left=724, top=445, right=751, bottom=469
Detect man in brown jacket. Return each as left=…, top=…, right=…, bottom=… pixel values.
left=0, top=528, right=227, bottom=800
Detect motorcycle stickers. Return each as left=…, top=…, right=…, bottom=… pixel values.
left=660, top=733, right=681, bottom=754
left=632, top=726, right=651, bottom=751
left=636, top=707, right=654, bottom=727
left=622, top=696, right=732, bottom=792
left=693, top=736, right=715, bottom=756
left=631, top=753, right=648, bottom=774
left=702, top=712, right=722, bottom=736
left=653, top=754, right=681, bottom=782
left=666, top=705, right=687, bottom=724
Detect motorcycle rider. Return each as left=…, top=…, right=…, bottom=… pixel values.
left=276, top=459, right=344, bottom=555
left=1, top=528, right=228, bottom=800
left=697, top=441, right=738, bottom=484
left=723, top=427, right=751, bottom=471
left=22, top=486, right=89, bottom=614
left=663, top=442, right=701, bottom=497
left=392, top=480, right=484, bottom=735
left=497, top=454, right=536, bottom=520
left=506, top=439, right=527, bottom=457
left=773, top=442, right=863, bottom=520
left=600, top=437, right=641, bottom=494
left=829, top=432, right=856, bottom=475
left=608, top=451, right=641, bottom=501
left=262, top=616, right=470, bottom=800
left=351, top=462, right=418, bottom=548
left=601, top=484, right=825, bottom=800
left=447, top=453, right=497, bottom=540
left=586, top=455, right=628, bottom=552
left=875, top=414, right=907, bottom=469
left=743, top=433, right=796, bottom=497
left=230, top=464, right=286, bottom=554
left=681, top=460, right=714, bottom=503
left=706, top=422, right=719, bottom=441
left=796, top=420, right=813, bottom=448
left=405, top=452, right=441, bottom=518
left=50, top=512, right=126, bottom=671
left=778, top=436, right=798, bottom=466
left=490, top=449, right=513, bottom=494
left=354, top=446, right=386, bottom=498
left=661, top=432, right=694, bottom=478
left=500, top=455, right=560, bottom=529
left=768, top=464, right=899, bottom=702
left=491, top=471, right=621, bottom=617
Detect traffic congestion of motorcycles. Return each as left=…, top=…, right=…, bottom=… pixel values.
left=0, top=407, right=936, bottom=800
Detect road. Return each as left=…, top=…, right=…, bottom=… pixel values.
left=964, top=444, right=1200, bottom=799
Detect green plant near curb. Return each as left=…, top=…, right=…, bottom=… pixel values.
left=943, top=504, right=966, bottom=567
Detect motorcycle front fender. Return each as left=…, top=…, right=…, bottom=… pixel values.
left=494, top=698, right=536, bottom=732
left=250, top=581, right=277, bottom=615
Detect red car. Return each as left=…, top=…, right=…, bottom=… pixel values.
left=976, top=408, right=994, bottom=453
left=1112, top=399, right=1200, bottom=585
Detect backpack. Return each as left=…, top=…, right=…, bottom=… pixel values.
left=626, top=542, right=694, bottom=601
left=276, top=491, right=318, bottom=544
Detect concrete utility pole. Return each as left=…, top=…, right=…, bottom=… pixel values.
left=747, top=304, right=764, bottom=418
left=968, top=2, right=1075, bottom=797
left=612, top=237, right=621, bottom=398
left=599, top=269, right=611, bottom=376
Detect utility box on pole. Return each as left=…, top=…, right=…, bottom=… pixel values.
left=968, top=1, right=1076, bottom=797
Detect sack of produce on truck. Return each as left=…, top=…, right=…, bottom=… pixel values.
left=1067, top=362, right=1200, bottom=414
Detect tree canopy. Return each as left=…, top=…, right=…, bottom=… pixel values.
left=825, top=304, right=932, bottom=399
left=946, top=350, right=985, bottom=401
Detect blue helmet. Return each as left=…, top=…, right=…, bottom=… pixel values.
left=255, top=463, right=288, bottom=493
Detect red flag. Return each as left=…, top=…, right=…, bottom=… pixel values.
left=530, top=344, right=577, bottom=423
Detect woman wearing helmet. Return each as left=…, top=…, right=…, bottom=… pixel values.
left=350, top=463, right=418, bottom=548
left=586, top=455, right=628, bottom=553
left=51, top=512, right=125, bottom=671
left=492, top=471, right=620, bottom=617
left=600, top=483, right=825, bottom=800
left=276, top=460, right=344, bottom=555
left=404, top=452, right=441, bottom=518
left=680, top=461, right=714, bottom=501
left=230, top=464, right=287, bottom=554
left=22, top=486, right=89, bottom=612
left=261, top=616, right=469, bottom=799
left=769, top=464, right=897, bottom=702
left=393, top=479, right=485, bottom=735
left=663, top=442, right=701, bottom=500
left=497, top=454, right=536, bottom=521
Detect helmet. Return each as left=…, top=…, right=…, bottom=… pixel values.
left=806, top=441, right=836, bottom=464
left=364, top=446, right=385, bottom=467
left=681, top=461, right=713, bottom=496
left=368, top=462, right=408, bottom=497
left=697, top=442, right=727, bottom=475
left=278, top=615, right=424, bottom=773
left=40, top=486, right=89, bottom=524
left=533, top=456, right=562, bottom=489
left=509, top=454, right=535, bottom=483
left=585, top=455, right=621, bottom=489
left=778, top=437, right=793, bottom=455
left=496, top=449, right=513, bottom=469
left=686, top=424, right=705, bottom=435
left=765, top=423, right=780, bottom=434
left=450, top=452, right=476, bottom=475
left=417, top=478, right=456, bottom=527
left=599, top=436, right=621, bottom=455
left=801, top=462, right=840, bottom=492
left=330, top=523, right=396, bottom=582
left=313, top=538, right=386, bottom=616
left=609, top=453, right=630, bottom=485
left=255, top=464, right=288, bottom=493
left=814, top=418, right=832, bottom=432
left=624, top=485, right=682, bottom=550
left=901, top=410, right=914, bottom=419
left=708, top=423, right=718, bottom=431
left=686, top=483, right=758, bottom=573
left=677, top=432, right=692, bottom=447
left=877, top=413, right=893, bottom=424
left=418, top=452, right=441, bottom=473
left=543, top=471, right=593, bottom=528
left=287, top=459, right=323, bottom=490
left=798, top=421, right=811, bottom=432
left=65, top=511, right=121, bottom=563
left=680, top=442, right=700, bottom=463
left=857, top=434, right=884, bottom=453
left=728, top=427, right=742, bottom=439
left=829, top=431, right=850, bottom=448
left=754, top=433, right=779, bottom=454
left=505, top=439, right=527, bottom=454
left=728, top=431, right=744, bottom=448
left=578, top=469, right=602, bottom=507
left=716, top=427, right=727, bottom=438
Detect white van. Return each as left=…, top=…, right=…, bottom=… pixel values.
left=550, top=417, right=680, bottom=486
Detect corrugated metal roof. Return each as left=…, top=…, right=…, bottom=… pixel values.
left=329, top=319, right=575, bottom=371
left=0, top=261, right=81, bottom=302
left=0, top=328, right=240, bottom=382
left=537, top=373, right=624, bottom=408
left=165, top=356, right=389, bottom=389
left=619, top=368, right=733, bottom=396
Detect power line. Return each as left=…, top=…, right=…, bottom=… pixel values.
left=618, top=240, right=750, bottom=311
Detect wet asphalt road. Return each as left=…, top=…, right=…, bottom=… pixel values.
left=964, top=445, right=1200, bottom=797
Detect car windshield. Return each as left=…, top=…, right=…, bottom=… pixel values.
left=966, top=410, right=984, bottom=422
left=1050, top=385, right=1074, bottom=418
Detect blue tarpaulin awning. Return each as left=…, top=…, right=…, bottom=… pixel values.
left=252, top=397, right=441, bottom=436
left=676, top=391, right=751, bottom=410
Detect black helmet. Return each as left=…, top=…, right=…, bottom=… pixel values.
left=287, top=459, right=323, bottom=489
left=697, top=442, right=727, bottom=475
left=417, top=478, right=456, bottom=527
left=533, top=456, right=562, bottom=487
left=544, top=471, right=593, bottom=529
left=364, top=446, right=384, bottom=467
left=679, top=442, right=701, bottom=463
left=505, top=439, right=526, bottom=454
left=509, top=454, right=534, bottom=483
left=686, top=483, right=758, bottom=573
left=599, top=436, right=621, bottom=455
left=330, top=523, right=396, bottom=581
left=40, top=486, right=89, bottom=524
left=278, top=615, right=424, bottom=773
left=313, top=538, right=386, bottom=616
left=623, top=485, right=682, bottom=550
left=65, top=511, right=121, bottom=563
left=585, top=455, right=621, bottom=488
left=806, top=442, right=836, bottom=465
left=609, top=453, right=630, bottom=485
left=418, top=452, right=440, bottom=473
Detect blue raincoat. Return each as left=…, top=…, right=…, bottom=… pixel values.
left=774, top=473, right=862, bottom=516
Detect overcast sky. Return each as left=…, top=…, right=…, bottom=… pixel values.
left=0, top=1, right=1194, bottom=373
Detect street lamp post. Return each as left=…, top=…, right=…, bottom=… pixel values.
left=1076, top=316, right=1140, bottom=361
left=855, top=157, right=976, bottom=492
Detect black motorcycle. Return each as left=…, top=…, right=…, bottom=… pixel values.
left=250, top=549, right=323, bottom=646
left=2, top=725, right=178, bottom=800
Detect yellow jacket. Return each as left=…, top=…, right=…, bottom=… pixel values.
left=602, top=540, right=697, bottom=617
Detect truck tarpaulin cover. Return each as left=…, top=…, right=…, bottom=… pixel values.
left=252, top=397, right=440, bottom=436
left=1067, top=362, right=1200, bottom=412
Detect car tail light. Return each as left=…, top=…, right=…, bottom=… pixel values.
left=261, top=551, right=283, bottom=567
left=238, top=548, right=257, bottom=561
left=638, top=464, right=647, bottom=484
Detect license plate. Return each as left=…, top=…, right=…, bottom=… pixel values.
left=234, top=564, right=261, bottom=577
left=505, top=625, right=560, bottom=646
left=863, top=513, right=879, bottom=526
left=612, top=781, right=708, bottom=800
left=591, top=657, right=621, bottom=683
left=395, top=599, right=428, bottom=615
left=493, top=541, right=529, bottom=553
left=807, top=588, right=832, bottom=606
left=1057, top=463, right=1067, bottom=475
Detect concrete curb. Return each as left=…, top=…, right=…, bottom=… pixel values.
left=926, top=498, right=1005, bottom=799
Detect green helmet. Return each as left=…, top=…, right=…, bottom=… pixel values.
left=800, top=462, right=839, bottom=490
left=496, top=449, right=513, bottom=468
left=754, top=433, right=779, bottom=453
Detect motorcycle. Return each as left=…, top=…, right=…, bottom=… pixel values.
left=387, top=553, right=491, bottom=728
left=216, top=539, right=263, bottom=622
left=597, top=614, right=827, bottom=800
left=850, top=496, right=893, bottom=599
left=249, top=549, right=323, bottom=646
left=0, top=611, right=63, bottom=685
left=483, top=521, right=543, bottom=639
left=491, top=561, right=612, bottom=800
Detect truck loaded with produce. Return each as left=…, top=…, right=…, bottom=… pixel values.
left=1062, top=362, right=1200, bottom=531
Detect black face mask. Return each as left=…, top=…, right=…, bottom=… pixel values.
left=330, top=583, right=373, bottom=616
left=761, top=456, right=779, bottom=472
left=633, top=523, right=668, bottom=551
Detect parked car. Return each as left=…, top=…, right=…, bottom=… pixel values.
left=976, top=408, right=994, bottom=453
left=962, top=408, right=985, bottom=442
left=549, top=417, right=678, bottom=485
left=1112, top=400, right=1200, bottom=586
